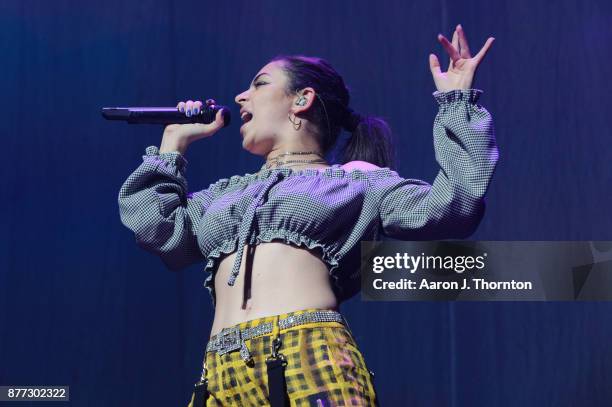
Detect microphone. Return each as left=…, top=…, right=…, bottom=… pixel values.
left=101, top=104, right=231, bottom=126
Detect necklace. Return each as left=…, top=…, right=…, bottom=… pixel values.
left=269, top=150, right=320, bottom=158
left=260, top=150, right=329, bottom=171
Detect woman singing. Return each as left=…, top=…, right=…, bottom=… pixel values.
left=118, top=25, right=497, bottom=406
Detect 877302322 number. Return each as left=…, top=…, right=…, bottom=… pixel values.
left=0, top=386, right=69, bottom=401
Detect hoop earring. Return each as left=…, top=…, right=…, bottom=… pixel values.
left=288, top=113, right=302, bottom=131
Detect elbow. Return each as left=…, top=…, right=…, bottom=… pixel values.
left=134, top=237, right=199, bottom=272
left=380, top=196, right=488, bottom=241
left=448, top=199, right=486, bottom=239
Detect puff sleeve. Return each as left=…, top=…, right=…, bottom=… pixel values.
left=118, top=145, right=213, bottom=270
left=377, top=89, right=499, bottom=240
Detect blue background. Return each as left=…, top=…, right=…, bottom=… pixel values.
left=1, top=1, right=611, bottom=406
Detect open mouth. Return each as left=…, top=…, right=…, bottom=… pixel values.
left=240, top=111, right=253, bottom=125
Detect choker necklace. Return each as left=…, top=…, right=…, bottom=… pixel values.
left=260, top=150, right=329, bottom=171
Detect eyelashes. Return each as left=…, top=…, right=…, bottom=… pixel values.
left=253, top=82, right=267, bottom=88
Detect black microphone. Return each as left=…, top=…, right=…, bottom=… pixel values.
left=101, top=104, right=231, bottom=126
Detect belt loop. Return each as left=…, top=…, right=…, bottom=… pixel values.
left=266, top=314, right=289, bottom=407
left=271, top=315, right=280, bottom=343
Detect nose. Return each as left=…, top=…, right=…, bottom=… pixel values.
left=235, top=89, right=248, bottom=105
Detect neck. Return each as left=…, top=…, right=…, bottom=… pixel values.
left=262, top=146, right=328, bottom=171
left=265, top=140, right=324, bottom=160
left=265, top=143, right=322, bottom=162
left=262, top=126, right=328, bottom=169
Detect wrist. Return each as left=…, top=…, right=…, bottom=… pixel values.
left=435, top=84, right=472, bottom=93
left=432, top=88, right=483, bottom=106
left=159, top=137, right=189, bottom=155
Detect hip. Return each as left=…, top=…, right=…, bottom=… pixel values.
left=188, top=307, right=378, bottom=406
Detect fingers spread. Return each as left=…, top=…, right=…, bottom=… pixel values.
left=457, top=24, right=471, bottom=58
left=429, top=53, right=442, bottom=76
left=452, top=29, right=459, bottom=50
left=474, top=37, right=495, bottom=63
left=450, top=29, right=459, bottom=70
left=438, top=33, right=461, bottom=64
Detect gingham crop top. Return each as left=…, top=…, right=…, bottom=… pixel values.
left=118, top=88, right=499, bottom=307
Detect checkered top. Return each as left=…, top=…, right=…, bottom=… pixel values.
left=118, top=88, right=499, bottom=307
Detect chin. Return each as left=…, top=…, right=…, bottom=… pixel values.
left=242, top=134, right=274, bottom=157
left=242, top=138, right=266, bottom=156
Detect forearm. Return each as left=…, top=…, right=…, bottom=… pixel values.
left=378, top=89, right=498, bottom=240
left=159, top=135, right=189, bottom=155
left=432, top=88, right=498, bottom=199
left=118, top=145, right=210, bottom=270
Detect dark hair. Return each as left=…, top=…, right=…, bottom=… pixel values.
left=270, top=54, right=397, bottom=169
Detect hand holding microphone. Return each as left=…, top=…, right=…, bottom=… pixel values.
left=102, top=98, right=231, bottom=155
left=162, top=99, right=227, bottom=150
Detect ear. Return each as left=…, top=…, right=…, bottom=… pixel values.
left=291, top=87, right=317, bottom=115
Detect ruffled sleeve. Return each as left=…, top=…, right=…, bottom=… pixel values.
left=118, top=145, right=213, bottom=270
left=376, top=89, right=499, bottom=239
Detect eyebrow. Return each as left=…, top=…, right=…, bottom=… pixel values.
left=251, top=72, right=270, bottom=85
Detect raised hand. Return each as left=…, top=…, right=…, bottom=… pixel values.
left=429, top=24, right=494, bottom=92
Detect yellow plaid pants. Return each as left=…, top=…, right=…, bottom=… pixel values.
left=187, top=308, right=378, bottom=406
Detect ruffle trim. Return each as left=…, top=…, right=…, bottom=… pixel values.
left=201, top=229, right=343, bottom=301
left=207, top=164, right=400, bottom=197
left=432, top=88, right=483, bottom=106
left=144, top=145, right=188, bottom=173
left=142, top=145, right=400, bottom=198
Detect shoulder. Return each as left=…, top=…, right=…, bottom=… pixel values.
left=341, top=160, right=381, bottom=172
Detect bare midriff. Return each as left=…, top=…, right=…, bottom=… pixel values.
left=210, top=241, right=339, bottom=338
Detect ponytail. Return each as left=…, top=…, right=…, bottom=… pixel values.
left=340, top=113, right=397, bottom=170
